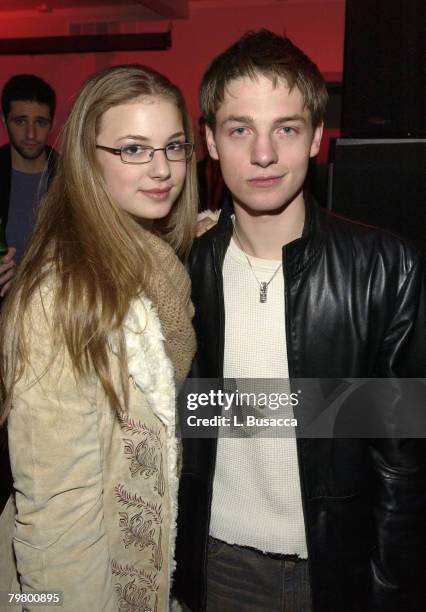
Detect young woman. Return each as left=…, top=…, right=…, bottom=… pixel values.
left=0, top=65, right=197, bottom=611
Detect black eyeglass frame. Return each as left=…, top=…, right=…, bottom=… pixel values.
left=95, top=143, right=194, bottom=164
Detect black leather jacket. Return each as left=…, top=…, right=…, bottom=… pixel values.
left=174, top=195, right=426, bottom=612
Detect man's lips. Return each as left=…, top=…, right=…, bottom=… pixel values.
left=248, top=175, right=283, bottom=188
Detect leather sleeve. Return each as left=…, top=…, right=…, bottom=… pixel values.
left=370, top=256, right=426, bottom=611
left=375, top=256, right=424, bottom=377
left=399, top=264, right=426, bottom=377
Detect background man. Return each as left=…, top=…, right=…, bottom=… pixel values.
left=0, top=74, right=57, bottom=296
left=174, top=30, right=425, bottom=612
left=0, top=74, right=57, bottom=511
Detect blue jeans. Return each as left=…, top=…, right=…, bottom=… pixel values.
left=206, top=537, right=312, bottom=612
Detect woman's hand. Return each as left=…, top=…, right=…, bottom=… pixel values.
left=195, top=210, right=221, bottom=237
left=0, top=247, right=17, bottom=297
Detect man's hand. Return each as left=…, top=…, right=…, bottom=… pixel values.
left=0, top=247, right=17, bottom=297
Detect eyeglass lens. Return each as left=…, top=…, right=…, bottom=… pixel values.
left=121, top=143, right=193, bottom=163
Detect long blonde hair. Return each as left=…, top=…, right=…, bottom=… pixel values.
left=0, top=64, right=197, bottom=424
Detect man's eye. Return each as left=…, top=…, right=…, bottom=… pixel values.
left=231, top=127, right=248, bottom=136
left=280, top=126, right=297, bottom=135
left=13, top=118, right=25, bottom=125
left=122, top=145, right=147, bottom=155
left=36, top=119, right=50, bottom=127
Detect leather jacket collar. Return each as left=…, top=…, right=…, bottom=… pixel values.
left=207, top=191, right=325, bottom=277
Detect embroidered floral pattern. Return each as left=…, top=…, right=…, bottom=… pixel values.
left=118, top=414, right=160, bottom=440
left=112, top=561, right=159, bottom=612
left=114, top=484, right=163, bottom=523
left=115, top=579, right=153, bottom=612
left=108, top=297, right=178, bottom=611
left=111, top=560, right=159, bottom=590
left=119, top=414, right=165, bottom=496
left=119, top=511, right=156, bottom=551
left=114, top=418, right=166, bottom=603
left=123, top=439, right=158, bottom=479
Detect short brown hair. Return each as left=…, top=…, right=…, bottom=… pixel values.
left=200, top=29, right=328, bottom=129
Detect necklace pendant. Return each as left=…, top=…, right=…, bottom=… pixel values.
left=259, top=282, right=268, bottom=303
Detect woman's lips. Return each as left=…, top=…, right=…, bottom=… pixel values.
left=248, top=176, right=283, bottom=188
left=141, top=188, right=172, bottom=201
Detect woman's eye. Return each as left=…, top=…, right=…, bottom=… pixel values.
left=167, top=142, right=184, bottom=151
left=122, top=145, right=146, bottom=155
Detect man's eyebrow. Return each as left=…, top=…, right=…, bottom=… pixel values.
left=273, top=115, right=307, bottom=125
left=220, top=114, right=308, bottom=127
left=116, top=131, right=185, bottom=143
left=10, top=115, right=50, bottom=121
left=221, top=115, right=253, bottom=127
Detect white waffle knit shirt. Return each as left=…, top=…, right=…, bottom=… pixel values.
left=209, top=236, right=308, bottom=557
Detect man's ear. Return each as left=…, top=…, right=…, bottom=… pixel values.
left=1, top=114, right=6, bottom=129
left=309, top=122, right=324, bottom=158
left=205, top=125, right=219, bottom=160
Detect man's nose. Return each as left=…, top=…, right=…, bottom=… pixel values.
left=250, top=135, right=279, bottom=167
left=25, top=122, right=36, bottom=139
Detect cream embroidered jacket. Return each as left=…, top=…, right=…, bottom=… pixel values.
left=1, top=285, right=179, bottom=612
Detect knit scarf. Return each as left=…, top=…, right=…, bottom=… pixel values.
left=144, top=231, right=196, bottom=382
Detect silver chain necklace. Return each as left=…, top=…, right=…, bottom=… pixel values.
left=232, top=218, right=282, bottom=304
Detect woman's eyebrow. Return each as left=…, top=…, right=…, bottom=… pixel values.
left=116, top=135, right=149, bottom=142
left=167, top=131, right=186, bottom=140
left=116, top=131, right=185, bottom=143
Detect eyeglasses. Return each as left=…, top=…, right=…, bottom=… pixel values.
left=95, top=142, right=194, bottom=164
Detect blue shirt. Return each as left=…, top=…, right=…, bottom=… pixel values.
left=6, top=168, right=48, bottom=262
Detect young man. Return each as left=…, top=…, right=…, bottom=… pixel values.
left=0, top=74, right=57, bottom=295
left=0, top=74, right=57, bottom=512
left=174, top=31, right=426, bottom=611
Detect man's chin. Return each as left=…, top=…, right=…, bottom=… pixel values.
left=234, top=188, right=304, bottom=217
left=16, top=145, right=45, bottom=161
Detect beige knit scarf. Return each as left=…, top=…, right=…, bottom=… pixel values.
left=145, top=232, right=196, bottom=381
